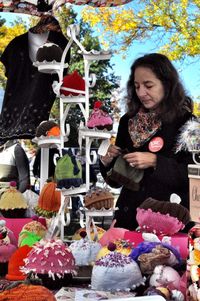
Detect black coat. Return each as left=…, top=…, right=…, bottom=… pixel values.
left=0, top=31, right=70, bottom=143
left=100, top=111, right=194, bottom=230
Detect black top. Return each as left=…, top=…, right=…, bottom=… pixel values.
left=0, top=31, right=70, bottom=144
left=33, top=148, right=60, bottom=179
left=100, top=111, right=194, bottom=230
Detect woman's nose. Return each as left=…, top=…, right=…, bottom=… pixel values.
left=137, top=86, right=147, bottom=97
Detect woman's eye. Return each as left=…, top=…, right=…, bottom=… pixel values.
left=146, top=85, right=153, bottom=89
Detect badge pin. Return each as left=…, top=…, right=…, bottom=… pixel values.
left=148, top=137, right=164, bottom=152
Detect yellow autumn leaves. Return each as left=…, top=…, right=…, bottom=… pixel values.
left=81, top=0, right=200, bottom=61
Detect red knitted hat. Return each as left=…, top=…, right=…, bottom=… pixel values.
left=60, top=70, right=85, bottom=96
left=6, top=245, right=32, bottom=281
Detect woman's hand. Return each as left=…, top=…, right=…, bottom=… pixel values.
left=100, top=145, right=121, bottom=167
left=123, top=152, right=157, bottom=169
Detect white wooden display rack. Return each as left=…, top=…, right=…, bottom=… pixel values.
left=33, top=23, right=115, bottom=241
left=79, top=207, right=118, bottom=240
left=32, top=136, right=69, bottom=191
left=33, top=61, right=69, bottom=74
left=189, top=149, right=200, bottom=165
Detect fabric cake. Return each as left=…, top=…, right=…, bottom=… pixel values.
left=21, top=239, right=77, bottom=289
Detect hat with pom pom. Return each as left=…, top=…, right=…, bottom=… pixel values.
left=0, top=182, right=28, bottom=217
left=34, top=181, right=61, bottom=218
left=35, top=120, right=59, bottom=138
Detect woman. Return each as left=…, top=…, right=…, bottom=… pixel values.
left=100, top=53, right=194, bottom=230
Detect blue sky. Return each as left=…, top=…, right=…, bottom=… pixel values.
left=0, top=6, right=199, bottom=108
left=111, top=40, right=200, bottom=100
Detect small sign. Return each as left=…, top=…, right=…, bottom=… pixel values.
left=189, top=164, right=200, bottom=222
left=148, top=137, right=164, bottom=152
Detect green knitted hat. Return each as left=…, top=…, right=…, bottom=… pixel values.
left=19, top=231, right=42, bottom=247
left=55, top=149, right=83, bottom=189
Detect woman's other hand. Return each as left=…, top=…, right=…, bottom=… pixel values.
left=100, top=145, right=121, bottom=166
left=123, top=151, right=157, bottom=169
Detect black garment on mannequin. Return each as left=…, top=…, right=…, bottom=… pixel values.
left=0, top=30, right=70, bottom=144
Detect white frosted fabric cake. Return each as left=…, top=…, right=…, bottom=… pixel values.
left=69, top=232, right=101, bottom=266
left=91, top=251, right=145, bottom=291
left=69, top=231, right=101, bottom=278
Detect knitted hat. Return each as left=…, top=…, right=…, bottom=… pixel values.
left=69, top=231, right=102, bottom=266
left=46, top=126, right=60, bottom=137
left=96, top=239, right=134, bottom=260
left=21, top=239, right=77, bottom=287
left=84, top=188, right=114, bottom=210
left=6, top=245, right=32, bottom=281
left=18, top=220, right=47, bottom=247
left=136, top=195, right=190, bottom=235
left=36, top=42, right=63, bottom=63
left=87, top=100, right=113, bottom=131
left=55, top=149, right=83, bottom=189
left=106, top=155, right=144, bottom=191
left=35, top=182, right=61, bottom=218
left=35, top=120, right=58, bottom=137
left=0, top=283, right=56, bottom=301
left=60, top=70, right=85, bottom=96
left=0, top=182, right=28, bottom=211
left=18, top=231, right=42, bottom=248
left=99, top=227, right=127, bottom=247
left=91, top=245, right=145, bottom=291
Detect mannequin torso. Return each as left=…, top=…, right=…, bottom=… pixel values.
left=28, top=30, right=49, bottom=62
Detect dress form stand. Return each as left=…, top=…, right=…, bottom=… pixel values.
left=28, top=30, right=49, bottom=63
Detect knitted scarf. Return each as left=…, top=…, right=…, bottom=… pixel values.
left=128, top=108, right=161, bottom=148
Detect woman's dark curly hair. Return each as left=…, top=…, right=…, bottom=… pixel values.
left=126, top=53, right=193, bottom=123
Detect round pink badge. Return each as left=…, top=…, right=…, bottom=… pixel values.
left=148, top=137, right=164, bottom=152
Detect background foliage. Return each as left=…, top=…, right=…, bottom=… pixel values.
left=82, top=0, right=200, bottom=61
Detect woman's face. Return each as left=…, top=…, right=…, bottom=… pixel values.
left=134, top=67, right=165, bottom=110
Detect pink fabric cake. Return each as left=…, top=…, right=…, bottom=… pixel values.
left=136, top=197, right=190, bottom=236
left=22, top=239, right=76, bottom=279
left=87, top=101, right=113, bottom=130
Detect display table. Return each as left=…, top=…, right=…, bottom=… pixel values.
left=55, top=286, right=166, bottom=301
